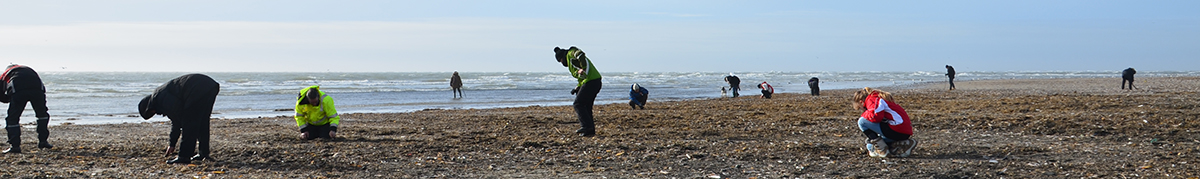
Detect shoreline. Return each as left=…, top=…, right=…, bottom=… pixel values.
left=2, top=77, right=1198, bottom=178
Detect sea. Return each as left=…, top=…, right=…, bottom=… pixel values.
left=8, top=71, right=1198, bottom=126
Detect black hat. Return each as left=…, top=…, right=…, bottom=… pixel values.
left=138, top=95, right=153, bottom=119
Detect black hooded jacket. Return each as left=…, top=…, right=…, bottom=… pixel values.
left=0, top=65, right=45, bottom=103
left=1122, top=68, right=1136, bottom=80
left=2, top=66, right=45, bottom=94
left=142, top=74, right=220, bottom=120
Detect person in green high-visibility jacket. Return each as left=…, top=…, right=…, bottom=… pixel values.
left=554, top=46, right=602, bottom=137
left=295, top=86, right=340, bottom=140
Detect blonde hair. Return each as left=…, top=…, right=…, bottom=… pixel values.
left=851, top=87, right=893, bottom=110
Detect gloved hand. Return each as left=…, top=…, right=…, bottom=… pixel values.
left=570, top=87, right=580, bottom=95
left=329, top=131, right=337, bottom=139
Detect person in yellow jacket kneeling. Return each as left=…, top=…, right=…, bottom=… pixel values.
left=295, top=86, right=339, bottom=140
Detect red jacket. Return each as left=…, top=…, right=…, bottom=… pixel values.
left=860, top=92, right=913, bottom=135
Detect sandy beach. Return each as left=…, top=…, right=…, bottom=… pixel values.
left=1, top=77, right=1198, bottom=178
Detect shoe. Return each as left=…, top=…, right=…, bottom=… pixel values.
left=166, top=158, right=191, bottom=164
left=37, top=142, right=53, bottom=149
left=888, top=139, right=918, bottom=158
left=191, top=154, right=208, bottom=161
left=866, top=138, right=887, bottom=158
left=575, top=128, right=595, bottom=137
left=2, top=147, right=20, bottom=154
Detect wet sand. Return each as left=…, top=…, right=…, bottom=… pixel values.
left=1, top=77, right=1198, bottom=178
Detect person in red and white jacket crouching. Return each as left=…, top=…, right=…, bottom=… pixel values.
left=852, top=87, right=918, bottom=158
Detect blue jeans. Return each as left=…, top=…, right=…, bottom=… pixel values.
left=858, top=117, right=896, bottom=143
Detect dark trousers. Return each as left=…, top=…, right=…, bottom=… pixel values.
left=175, top=88, right=217, bottom=160
left=302, top=124, right=335, bottom=140
left=574, top=79, right=602, bottom=130
left=452, top=88, right=463, bottom=98
left=175, top=117, right=211, bottom=159
left=761, top=90, right=772, bottom=99
left=629, top=95, right=647, bottom=109
left=5, top=92, right=49, bottom=126
left=6, top=91, right=50, bottom=145
left=1122, top=78, right=1135, bottom=89
left=948, top=76, right=956, bottom=89
left=809, top=83, right=820, bottom=96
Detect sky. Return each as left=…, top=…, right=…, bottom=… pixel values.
left=1, top=0, right=1197, bottom=72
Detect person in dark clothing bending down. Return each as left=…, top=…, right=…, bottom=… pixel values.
left=946, top=65, right=956, bottom=90
left=757, top=82, right=773, bottom=99
left=139, top=74, right=220, bottom=164
left=808, top=77, right=820, bottom=96
left=1, top=65, right=53, bottom=153
left=554, top=46, right=603, bottom=137
left=724, top=73, right=740, bottom=97
left=1122, top=68, right=1137, bottom=90
left=629, top=83, right=648, bottom=110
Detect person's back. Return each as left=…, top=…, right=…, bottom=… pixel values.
left=1122, top=68, right=1135, bottom=80
left=2, top=65, right=46, bottom=95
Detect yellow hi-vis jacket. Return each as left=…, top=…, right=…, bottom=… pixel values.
left=295, top=86, right=339, bottom=130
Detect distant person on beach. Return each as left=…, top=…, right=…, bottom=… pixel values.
left=852, top=87, right=917, bottom=158
left=554, top=46, right=603, bottom=137
left=1122, top=67, right=1137, bottom=90
left=295, top=86, right=340, bottom=140
left=807, top=77, right=820, bottom=96
left=451, top=71, right=464, bottom=98
left=724, top=73, right=740, bottom=97
left=946, top=65, right=956, bottom=90
left=1, top=64, right=53, bottom=153
left=629, top=83, right=648, bottom=110
left=138, top=74, right=220, bottom=164
left=757, top=82, right=773, bottom=99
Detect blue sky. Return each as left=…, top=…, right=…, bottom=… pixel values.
left=1, top=1, right=1197, bottom=72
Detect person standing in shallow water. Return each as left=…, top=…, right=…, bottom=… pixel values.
left=945, top=65, right=956, bottom=90
left=554, top=46, right=602, bottom=137
left=807, top=77, right=820, bottom=96
left=450, top=71, right=463, bottom=98
left=1, top=64, right=54, bottom=153
left=1122, top=68, right=1137, bottom=90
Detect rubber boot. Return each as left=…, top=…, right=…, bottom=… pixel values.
left=37, top=118, right=52, bottom=149
left=4, top=127, right=21, bottom=154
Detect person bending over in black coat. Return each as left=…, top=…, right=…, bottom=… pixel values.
left=0, top=65, right=53, bottom=153
left=139, top=74, right=220, bottom=164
